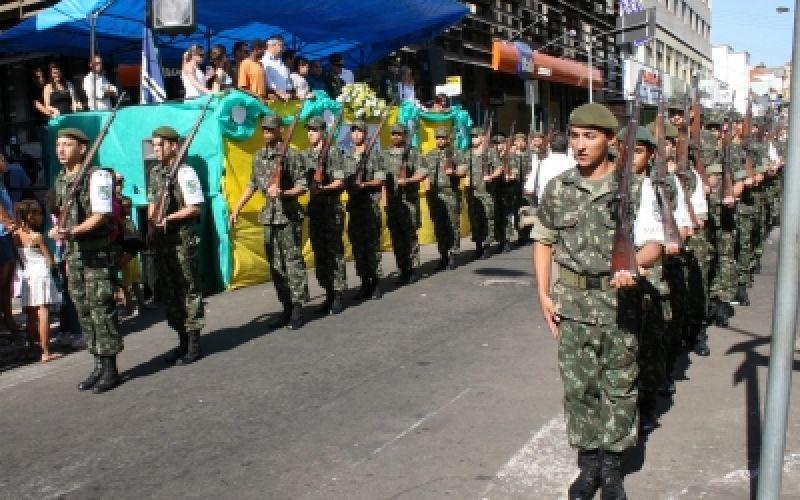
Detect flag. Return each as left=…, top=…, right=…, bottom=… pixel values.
left=141, top=27, right=167, bottom=104
left=619, top=0, right=651, bottom=46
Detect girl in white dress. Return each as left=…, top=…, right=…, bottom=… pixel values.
left=14, top=201, right=60, bottom=362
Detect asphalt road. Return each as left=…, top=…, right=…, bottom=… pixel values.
left=1, top=234, right=798, bottom=500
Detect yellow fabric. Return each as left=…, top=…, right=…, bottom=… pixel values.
left=120, top=255, right=142, bottom=287
left=222, top=103, right=472, bottom=290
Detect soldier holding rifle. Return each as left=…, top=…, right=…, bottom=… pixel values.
left=425, top=127, right=465, bottom=271
left=462, top=123, right=502, bottom=260
left=228, top=114, right=309, bottom=330
left=532, top=103, right=664, bottom=499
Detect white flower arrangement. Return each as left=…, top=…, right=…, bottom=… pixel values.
left=336, top=83, right=389, bottom=119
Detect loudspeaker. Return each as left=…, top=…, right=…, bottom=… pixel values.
left=416, top=47, right=446, bottom=87
left=150, top=0, right=196, bottom=36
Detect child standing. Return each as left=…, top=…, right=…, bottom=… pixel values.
left=14, top=200, right=61, bottom=362
left=118, top=196, right=148, bottom=316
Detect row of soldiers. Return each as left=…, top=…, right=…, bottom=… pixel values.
left=530, top=98, right=787, bottom=499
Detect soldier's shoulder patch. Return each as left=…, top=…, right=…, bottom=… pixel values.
left=98, top=185, right=112, bottom=201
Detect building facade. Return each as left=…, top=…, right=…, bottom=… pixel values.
left=712, top=44, right=750, bottom=113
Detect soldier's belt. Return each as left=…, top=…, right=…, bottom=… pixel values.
left=68, top=238, right=111, bottom=252
left=559, top=267, right=611, bottom=291
left=434, top=187, right=457, bottom=194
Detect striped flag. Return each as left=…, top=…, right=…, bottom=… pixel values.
left=141, top=27, right=166, bottom=104
left=619, top=0, right=651, bottom=46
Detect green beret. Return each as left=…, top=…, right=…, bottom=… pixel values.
left=390, top=123, right=406, bottom=134
left=530, top=130, right=544, bottom=138
left=350, top=120, right=367, bottom=131
left=645, top=121, right=679, bottom=140
left=618, top=125, right=656, bottom=148
left=152, top=126, right=180, bottom=140
left=57, top=127, right=89, bottom=144
left=492, top=134, right=506, bottom=144
left=261, top=115, right=282, bottom=129
left=666, top=96, right=686, bottom=111
left=569, top=103, right=619, bottom=131
left=514, top=132, right=527, bottom=140
left=470, top=127, right=483, bottom=136
left=305, top=116, right=326, bottom=129
left=434, top=127, right=449, bottom=138
left=732, top=111, right=744, bottom=122
left=705, top=113, right=723, bottom=127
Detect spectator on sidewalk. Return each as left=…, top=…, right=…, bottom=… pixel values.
left=289, top=57, right=312, bottom=99
left=0, top=154, right=21, bottom=333
left=238, top=38, right=267, bottom=101
left=5, top=139, right=32, bottom=202
left=181, top=44, right=210, bottom=99
left=83, top=55, right=118, bottom=111
left=31, top=68, right=52, bottom=180
left=229, top=40, right=248, bottom=87
left=306, top=59, right=327, bottom=95
left=206, top=45, right=233, bottom=92
left=43, top=64, right=81, bottom=116
left=118, top=197, right=149, bottom=317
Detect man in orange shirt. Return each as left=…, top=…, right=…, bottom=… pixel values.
left=237, top=38, right=267, bottom=100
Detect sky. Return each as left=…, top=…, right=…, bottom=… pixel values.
left=711, top=0, right=795, bottom=67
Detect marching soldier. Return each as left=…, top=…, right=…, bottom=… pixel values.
left=533, top=104, right=665, bottom=499
left=425, top=127, right=465, bottom=271
left=493, top=132, right=515, bottom=253
left=731, top=113, right=756, bottom=307
left=345, top=120, right=386, bottom=300
left=461, top=127, right=502, bottom=260
left=51, top=128, right=122, bottom=393
left=381, top=123, right=427, bottom=285
left=148, top=126, right=206, bottom=365
left=304, top=116, right=347, bottom=315
left=509, top=132, right=530, bottom=245
left=229, top=115, right=309, bottom=330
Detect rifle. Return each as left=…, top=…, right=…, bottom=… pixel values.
left=398, top=120, right=416, bottom=182
left=502, top=121, right=516, bottom=179
left=57, top=91, right=127, bottom=231
left=742, top=96, right=756, bottom=180
left=675, top=96, right=700, bottom=228
left=151, top=96, right=213, bottom=227
left=312, top=111, right=344, bottom=189
left=652, top=93, right=684, bottom=247
left=267, top=106, right=304, bottom=193
left=689, top=81, right=710, bottom=186
left=481, top=112, right=494, bottom=177
left=610, top=70, right=643, bottom=278
left=352, top=112, right=391, bottom=186
left=719, top=96, right=735, bottom=203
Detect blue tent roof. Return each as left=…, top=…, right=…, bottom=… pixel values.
left=0, top=0, right=467, bottom=64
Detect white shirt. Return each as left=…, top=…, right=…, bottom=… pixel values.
left=524, top=152, right=575, bottom=200
left=89, top=170, right=114, bottom=214
left=182, top=66, right=206, bottom=99
left=634, top=177, right=666, bottom=247
left=289, top=73, right=310, bottom=98
left=398, top=83, right=416, bottom=104
left=689, top=170, right=708, bottom=216
left=177, top=167, right=205, bottom=205
left=671, top=176, right=692, bottom=229
left=83, top=73, right=117, bottom=111
left=261, top=53, right=291, bottom=93
left=341, top=68, right=354, bottom=85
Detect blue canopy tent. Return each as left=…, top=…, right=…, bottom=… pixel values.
left=0, top=0, right=468, bottom=66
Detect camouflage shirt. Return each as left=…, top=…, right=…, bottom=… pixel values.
left=147, top=163, right=204, bottom=235
left=424, top=148, right=463, bottom=192
left=248, top=144, right=307, bottom=225
left=380, top=146, right=427, bottom=200
left=55, top=166, right=113, bottom=244
left=457, top=148, right=500, bottom=192
left=303, top=146, right=346, bottom=198
left=342, top=148, right=385, bottom=203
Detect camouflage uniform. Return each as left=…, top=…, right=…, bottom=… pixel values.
left=344, top=148, right=385, bottom=282
left=304, top=145, right=347, bottom=294
left=381, top=142, right=426, bottom=275
left=750, top=141, right=768, bottom=271
left=148, top=163, right=206, bottom=335
left=532, top=169, right=650, bottom=452
left=250, top=143, right=309, bottom=307
left=681, top=168, right=714, bottom=344
left=731, top=142, right=756, bottom=296
left=459, top=147, right=499, bottom=253
left=425, top=145, right=463, bottom=262
left=495, top=152, right=517, bottom=248
left=55, top=167, right=121, bottom=357
left=513, top=149, right=534, bottom=243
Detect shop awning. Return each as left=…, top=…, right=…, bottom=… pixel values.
left=492, top=39, right=602, bottom=90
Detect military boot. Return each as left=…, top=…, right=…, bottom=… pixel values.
left=694, top=326, right=711, bottom=357
left=639, top=391, right=658, bottom=434
left=353, top=279, right=372, bottom=300
left=472, top=243, right=483, bottom=261
left=329, top=292, right=344, bottom=315
left=736, top=285, right=750, bottom=306
left=600, top=451, right=628, bottom=500
left=371, top=278, right=383, bottom=300
left=481, top=245, right=494, bottom=259
left=754, top=260, right=762, bottom=274
left=287, top=304, right=304, bottom=330
left=176, top=331, right=203, bottom=365
left=501, top=241, right=512, bottom=254
left=163, top=330, right=189, bottom=364
left=315, top=289, right=335, bottom=315
left=434, top=256, right=448, bottom=271
left=568, top=450, right=602, bottom=500
left=92, top=356, right=120, bottom=394
left=268, top=305, right=292, bottom=329
left=396, top=269, right=412, bottom=285
left=77, top=355, right=104, bottom=391
left=447, top=254, right=457, bottom=270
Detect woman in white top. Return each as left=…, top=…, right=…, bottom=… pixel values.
left=398, top=66, right=418, bottom=105
left=289, top=56, right=313, bottom=99
left=182, top=44, right=210, bottom=99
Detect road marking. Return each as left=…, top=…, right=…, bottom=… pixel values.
left=350, top=387, right=472, bottom=468
left=482, top=413, right=577, bottom=499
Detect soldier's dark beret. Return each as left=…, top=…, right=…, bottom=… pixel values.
left=305, top=116, right=326, bottom=129
left=470, top=127, right=483, bottom=136
left=57, top=127, right=89, bottom=144
left=390, top=124, right=406, bottom=134
left=434, top=127, right=449, bottom=138
left=618, top=125, right=656, bottom=148
left=261, top=115, right=282, bottom=129
left=350, top=120, right=367, bottom=131
left=646, top=121, right=679, bottom=140
left=530, top=130, right=544, bottom=138
left=514, top=132, right=527, bottom=140
left=569, top=103, right=619, bottom=131
left=152, top=126, right=180, bottom=140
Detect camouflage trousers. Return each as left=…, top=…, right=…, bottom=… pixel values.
left=467, top=190, right=495, bottom=245
left=638, top=285, right=671, bottom=393
left=386, top=197, right=420, bottom=272
left=309, top=199, right=347, bottom=293
left=153, top=232, right=205, bottom=334
left=663, top=257, right=687, bottom=367
left=517, top=192, right=533, bottom=242
left=494, top=185, right=516, bottom=243
left=428, top=191, right=461, bottom=258
left=264, top=222, right=309, bottom=306
left=735, top=209, right=756, bottom=285
left=769, top=175, right=783, bottom=226
left=558, top=316, right=639, bottom=452
left=66, top=249, right=122, bottom=356
left=753, top=192, right=766, bottom=264
left=347, top=198, right=383, bottom=280
left=709, top=207, right=737, bottom=302
left=684, top=225, right=714, bottom=325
